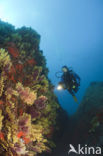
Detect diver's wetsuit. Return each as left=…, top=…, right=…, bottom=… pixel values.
left=61, top=69, right=80, bottom=96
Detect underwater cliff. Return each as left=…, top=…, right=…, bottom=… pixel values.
left=48, top=82, right=103, bottom=156
left=74, top=82, right=103, bottom=145
left=0, top=20, right=103, bottom=156
left=0, top=20, right=69, bottom=156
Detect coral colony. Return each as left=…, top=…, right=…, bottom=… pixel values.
left=0, top=20, right=59, bottom=156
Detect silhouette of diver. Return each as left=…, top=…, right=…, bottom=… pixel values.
left=57, top=66, right=80, bottom=102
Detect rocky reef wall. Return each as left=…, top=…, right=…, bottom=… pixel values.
left=73, top=82, right=103, bottom=146
left=76, top=82, right=103, bottom=117
left=0, top=20, right=68, bottom=156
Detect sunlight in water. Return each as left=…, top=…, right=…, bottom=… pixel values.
left=0, top=6, right=8, bottom=22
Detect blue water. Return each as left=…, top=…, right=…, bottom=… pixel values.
left=0, top=0, right=103, bottom=114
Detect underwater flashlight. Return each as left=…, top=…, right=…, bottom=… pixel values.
left=57, top=84, right=63, bottom=90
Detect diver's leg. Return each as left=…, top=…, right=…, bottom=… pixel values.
left=67, top=88, right=74, bottom=96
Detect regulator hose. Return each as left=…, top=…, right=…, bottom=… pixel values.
left=55, top=71, right=62, bottom=78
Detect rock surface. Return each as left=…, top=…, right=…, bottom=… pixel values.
left=47, top=82, right=103, bottom=156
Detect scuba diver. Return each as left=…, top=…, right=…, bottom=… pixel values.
left=56, top=66, right=80, bottom=103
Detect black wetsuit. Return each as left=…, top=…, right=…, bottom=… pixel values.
left=61, top=69, right=80, bottom=96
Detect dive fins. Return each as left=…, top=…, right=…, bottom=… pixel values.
left=72, top=95, right=78, bottom=103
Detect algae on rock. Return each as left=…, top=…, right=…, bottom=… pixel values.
left=73, top=82, right=103, bottom=146
left=0, top=20, right=61, bottom=156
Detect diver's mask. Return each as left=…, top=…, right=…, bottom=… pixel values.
left=62, top=66, right=68, bottom=73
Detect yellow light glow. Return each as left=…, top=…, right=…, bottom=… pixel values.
left=57, top=85, right=63, bottom=90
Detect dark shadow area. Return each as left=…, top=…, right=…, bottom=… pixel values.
left=40, top=82, right=103, bottom=156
